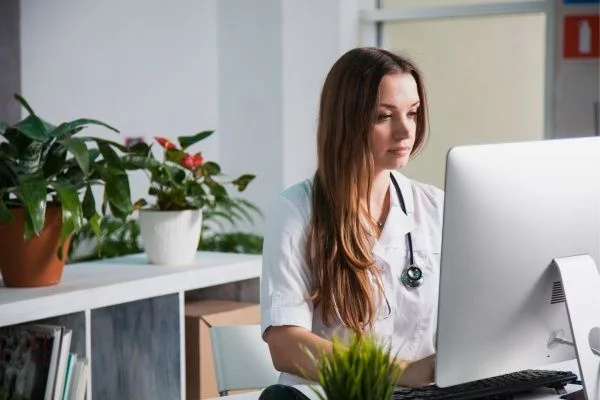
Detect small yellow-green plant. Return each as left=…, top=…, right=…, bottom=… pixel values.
left=309, top=334, right=404, bottom=400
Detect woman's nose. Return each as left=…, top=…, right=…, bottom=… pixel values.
left=392, top=118, right=411, bottom=140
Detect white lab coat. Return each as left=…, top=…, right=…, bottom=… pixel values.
left=260, top=170, right=444, bottom=385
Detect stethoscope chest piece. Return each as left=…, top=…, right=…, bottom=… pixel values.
left=401, top=264, right=424, bottom=288
left=390, top=173, right=425, bottom=289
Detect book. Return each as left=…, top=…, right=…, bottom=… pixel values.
left=0, top=324, right=63, bottom=400
left=67, top=358, right=88, bottom=400
left=52, top=329, right=72, bottom=400
left=61, top=353, right=77, bottom=400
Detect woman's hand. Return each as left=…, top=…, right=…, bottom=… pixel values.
left=396, top=354, right=436, bottom=388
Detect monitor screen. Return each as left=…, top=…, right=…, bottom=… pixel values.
left=435, top=137, right=600, bottom=387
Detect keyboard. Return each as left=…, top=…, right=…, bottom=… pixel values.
left=392, top=369, right=578, bottom=400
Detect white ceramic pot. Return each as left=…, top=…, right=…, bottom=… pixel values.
left=138, top=208, right=203, bottom=265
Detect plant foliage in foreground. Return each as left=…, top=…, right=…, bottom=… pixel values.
left=309, top=334, right=404, bottom=400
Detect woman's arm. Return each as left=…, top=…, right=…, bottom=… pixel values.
left=264, top=325, right=435, bottom=387
left=264, top=325, right=332, bottom=380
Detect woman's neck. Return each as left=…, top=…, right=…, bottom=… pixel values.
left=368, top=169, right=392, bottom=226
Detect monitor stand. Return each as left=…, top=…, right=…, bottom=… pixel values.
left=553, top=255, right=600, bottom=400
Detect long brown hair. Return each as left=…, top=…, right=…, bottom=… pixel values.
left=306, top=47, right=429, bottom=333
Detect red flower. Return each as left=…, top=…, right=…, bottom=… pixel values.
left=154, top=136, right=176, bottom=150
left=181, top=152, right=204, bottom=169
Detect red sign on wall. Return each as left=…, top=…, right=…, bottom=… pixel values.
left=564, top=15, right=600, bottom=59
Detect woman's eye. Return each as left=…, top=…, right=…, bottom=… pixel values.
left=377, top=114, right=393, bottom=122
left=407, top=111, right=418, bottom=119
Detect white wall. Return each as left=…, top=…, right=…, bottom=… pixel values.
left=20, top=0, right=362, bottom=234
left=217, top=0, right=284, bottom=235
left=20, top=0, right=219, bottom=204
left=218, top=0, right=361, bottom=232
left=281, top=0, right=343, bottom=188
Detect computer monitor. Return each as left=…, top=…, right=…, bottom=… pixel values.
left=435, top=137, right=600, bottom=388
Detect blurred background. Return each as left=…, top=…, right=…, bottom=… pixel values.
left=1, top=0, right=598, bottom=238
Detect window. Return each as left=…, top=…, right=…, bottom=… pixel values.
left=362, top=1, right=550, bottom=187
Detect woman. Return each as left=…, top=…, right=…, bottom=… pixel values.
left=260, top=47, right=443, bottom=388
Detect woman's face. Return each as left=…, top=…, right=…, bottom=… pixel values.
left=370, top=72, right=420, bottom=172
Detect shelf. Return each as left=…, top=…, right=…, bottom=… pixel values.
left=0, top=251, right=261, bottom=328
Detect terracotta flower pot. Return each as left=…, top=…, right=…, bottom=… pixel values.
left=0, top=206, right=71, bottom=287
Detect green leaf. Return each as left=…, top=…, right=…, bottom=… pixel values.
left=204, top=209, right=235, bottom=226
left=18, top=172, right=47, bottom=238
left=97, top=141, right=122, bottom=168
left=89, top=148, right=101, bottom=162
left=231, top=174, right=255, bottom=192
left=165, top=149, right=184, bottom=164
left=0, top=191, right=14, bottom=224
left=40, top=118, right=57, bottom=133
left=207, top=181, right=227, bottom=201
left=120, top=154, right=161, bottom=171
left=186, top=180, right=206, bottom=198
left=0, top=146, right=19, bottom=184
left=234, top=197, right=263, bottom=218
left=79, top=136, right=128, bottom=153
left=13, top=115, right=48, bottom=141
left=42, top=143, right=68, bottom=178
left=127, top=141, right=152, bottom=157
left=89, top=212, right=101, bottom=237
left=17, top=140, right=43, bottom=175
left=50, top=118, right=119, bottom=138
left=0, top=121, right=8, bottom=135
left=202, top=161, right=221, bottom=176
left=51, top=179, right=84, bottom=244
left=96, top=166, right=133, bottom=217
left=82, top=184, right=96, bottom=219
left=60, top=137, right=90, bottom=174
left=178, top=130, right=214, bottom=150
left=14, top=94, right=36, bottom=116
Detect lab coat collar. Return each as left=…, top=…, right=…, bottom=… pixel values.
left=389, top=170, right=414, bottom=214
left=374, top=171, right=415, bottom=251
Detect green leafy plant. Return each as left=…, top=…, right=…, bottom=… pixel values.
left=68, top=196, right=264, bottom=262
left=68, top=216, right=143, bottom=262
left=308, top=334, right=404, bottom=400
left=0, top=94, right=133, bottom=245
left=198, top=231, right=263, bottom=254
left=202, top=196, right=262, bottom=233
left=123, top=134, right=255, bottom=211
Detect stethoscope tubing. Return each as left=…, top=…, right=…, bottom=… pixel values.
left=389, top=173, right=424, bottom=289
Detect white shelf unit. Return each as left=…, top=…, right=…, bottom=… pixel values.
left=0, top=251, right=262, bottom=400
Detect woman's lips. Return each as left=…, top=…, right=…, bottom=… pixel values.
left=388, top=147, right=411, bottom=156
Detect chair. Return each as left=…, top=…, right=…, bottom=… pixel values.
left=210, top=324, right=280, bottom=396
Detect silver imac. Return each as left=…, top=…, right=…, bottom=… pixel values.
left=435, top=137, right=600, bottom=392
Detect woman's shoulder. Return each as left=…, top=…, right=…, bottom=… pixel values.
left=410, top=179, right=444, bottom=207
left=265, top=178, right=313, bottom=236
left=390, top=170, right=444, bottom=207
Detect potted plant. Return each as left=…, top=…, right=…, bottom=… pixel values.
left=123, top=132, right=255, bottom=265
left=0, top=94, right=134, bottom=287
left=307, top=334, right=405, bottom=400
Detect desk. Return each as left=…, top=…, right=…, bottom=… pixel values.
left=209, top=360, right=582, bottom=400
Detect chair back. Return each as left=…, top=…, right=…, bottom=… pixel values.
left=210, top=324, right=280, bottom=396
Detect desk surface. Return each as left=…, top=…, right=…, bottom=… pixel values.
left=209, top=360, right=582, bottom=400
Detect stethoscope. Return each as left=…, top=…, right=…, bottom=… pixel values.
left=389, top=173, right=424, bottom=289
